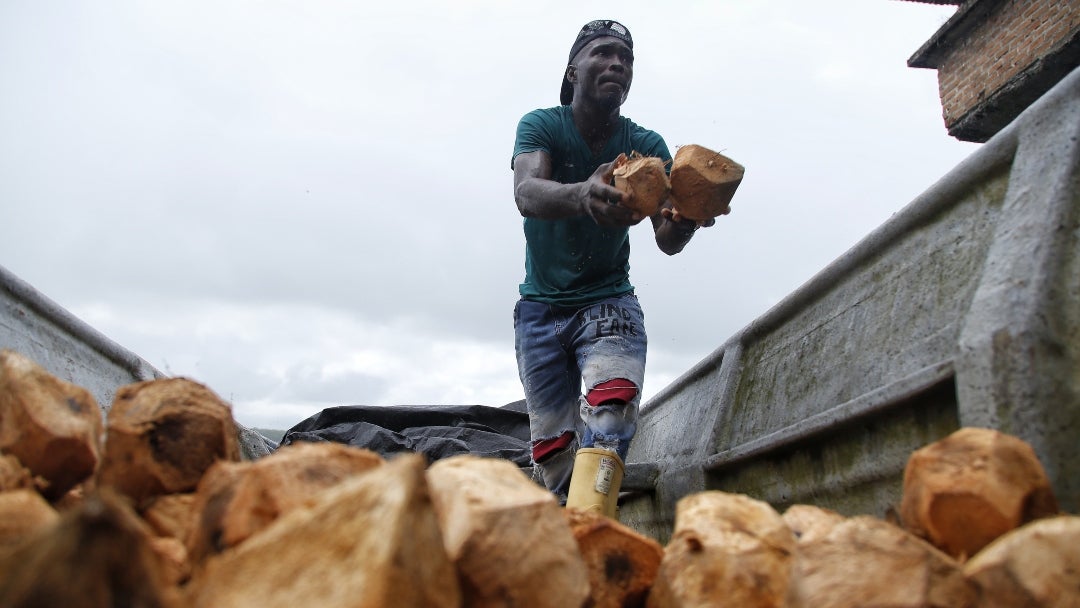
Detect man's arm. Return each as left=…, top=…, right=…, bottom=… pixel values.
left=650, top=200, right=717, bottom=256
left=513, top=150, right=644, bottom=227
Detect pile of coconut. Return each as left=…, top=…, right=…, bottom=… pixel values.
left=1, top=348, right=1076, bottom=607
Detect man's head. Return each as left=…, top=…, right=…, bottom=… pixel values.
left=560, top=19, right=634, bottom=106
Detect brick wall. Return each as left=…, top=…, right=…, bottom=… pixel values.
left=932, top=0, right=1079, bottom=140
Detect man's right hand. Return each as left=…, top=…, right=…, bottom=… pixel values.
left=578, top=157, right=644, bottom=226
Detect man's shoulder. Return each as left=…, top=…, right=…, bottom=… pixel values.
left=515, top=105, right=574, bottom=147
left=619, top=115, right=657, bottom=136
left=520, top=105, right=571, bottom=123
left=513, top=106, right=574, bottom=165
left=619, top=115, right=669, bottom=157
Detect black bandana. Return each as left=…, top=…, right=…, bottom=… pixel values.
left=560, top=20, right=633, bottom=105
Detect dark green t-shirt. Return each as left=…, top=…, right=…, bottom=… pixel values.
left=512, top=105, right=671, bottom=307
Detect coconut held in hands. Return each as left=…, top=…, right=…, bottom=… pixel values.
left=669, top=144, right=744, bottom=220
left=612, top=152, right=671, bottom=216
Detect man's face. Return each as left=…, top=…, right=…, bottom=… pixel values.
left=568, top=36, right=634, bottom=110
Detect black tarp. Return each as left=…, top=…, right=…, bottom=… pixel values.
left=279, top=400, right=532, bottom=467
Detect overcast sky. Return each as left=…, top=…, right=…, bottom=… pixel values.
left=1, top=1, right=981, bottom=431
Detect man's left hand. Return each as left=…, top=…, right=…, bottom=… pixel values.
left=660, top=206, right=717, bottom=230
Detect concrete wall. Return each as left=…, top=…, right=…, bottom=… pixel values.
left=0, top=263, right=275, bottom=459
left=622, top=66, right=1080, bottom=542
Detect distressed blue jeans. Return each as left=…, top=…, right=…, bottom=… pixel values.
left=514, top=293, right=646, bottom=500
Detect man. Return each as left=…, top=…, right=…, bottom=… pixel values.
left=511, top=19, right=716, bottom=513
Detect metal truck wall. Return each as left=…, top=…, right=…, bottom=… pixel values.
left=621, top=67, right=1080, bottom=543
left=0, top=263, right=274, bottom=459
left=1, top=264, right=163, bottom=410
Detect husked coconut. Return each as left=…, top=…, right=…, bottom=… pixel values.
left=185, top=441, right=383, bottom=564
left=0, top=490, right=179, bottom=608
left=648, top=491, right=795, bottom=608
left=899, top=427, right=1059, bottom=560
left=613, top=151, right=671, bottom=216
left=148, top=535, right=190, bottom=588
left=426, top=454, right=589, bottom=608
left=141, top=493, right=197, bottom=543
left=669, top=144, right=744, bottom=220
left=97, top=377, right=241, bottom=508
left=564, top=506, right=664, bottom=608
left=184, top=454, right=460, bottom=608
left=782, top=504, right=846, bottom=544
left=788, top=515, right=977, bottom=608
left=0, top=454, right=37, bottom=493
left=964, top=515, right=1080, bottom=607
left=0, top=350, right=104, bottom=500
left=0, top=489, right=59, bottom=556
